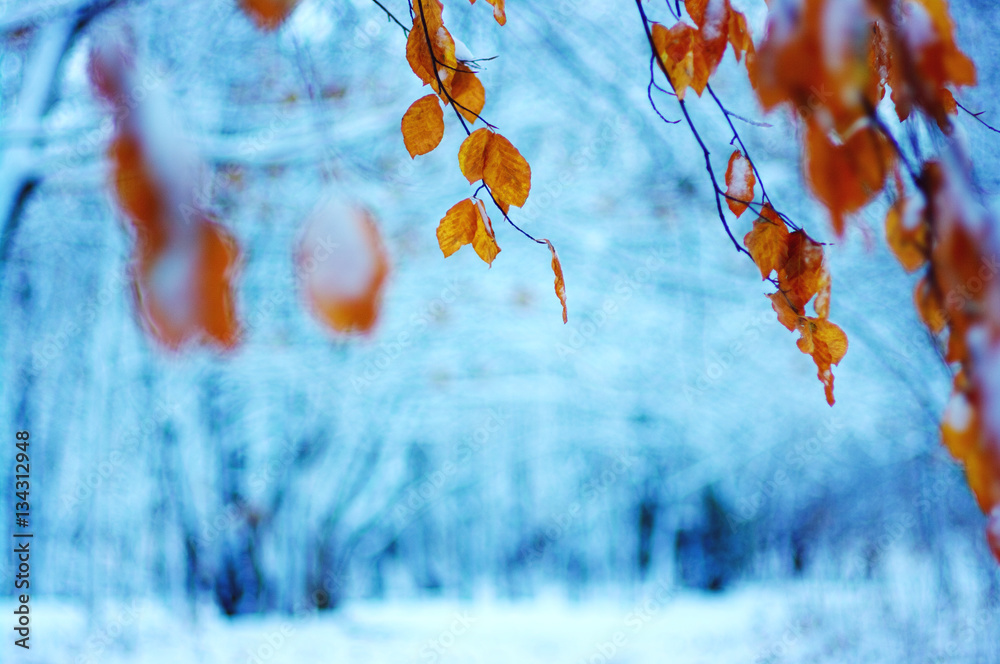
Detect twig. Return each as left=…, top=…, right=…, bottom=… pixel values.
left=370, top=0, right=409, bottom=34
left=955, top=100, right=1000, bottom=135
left=415, top=0, right=543, bottom=244
left=635, top=1, right=749, bottom=257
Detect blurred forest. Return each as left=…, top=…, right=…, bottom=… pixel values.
left=2, top=2, right=1000, bottom=659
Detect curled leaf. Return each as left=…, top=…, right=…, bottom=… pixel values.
left=472, top=199, right=500, bottom=266
left=543, top=239, right=568, bottom=323
left=796, top=317, right=848, bottom=406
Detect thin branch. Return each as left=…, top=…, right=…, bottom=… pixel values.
left=648, top=58, right=680, bottom=125
left=415, top=0, right=542, bottom=243
left=636, top=1, right=749, bottom=257
left=955, top=100, right=1000, bottom=135
left=370, top=0, right=409, bottom=34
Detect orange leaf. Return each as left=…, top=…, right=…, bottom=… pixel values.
left=767, top=291, right=801, bottom=332
left=458, top=128, right=492, bottom=184
left=132, top=217, right=242, bottom=350
left=544, top=239, right=568, bottom=323
left=914, top=275, right=947, bottom=334
left=401, top=94, right=445, bottom=158
left=727, top=7, right=753, bottom=63
left=651, top=22, right=710, bottom=100
left=448, top=64, right=486, bottom=124
left=796, top=317, right=848, bottom=406
left=726, top=150, right=756, bottom=217
left=743, top=204, right=789, bottom=280
left=406, top=0, right=456, bottom=89
left=687, top=0, right=730, bottom=73
left=885, top=196, right=929, bottom=273
left=942, top=387, right=977, bottom=462
left=470, top=0, right=506, bottom=26
left=297, top=200, right=390, bottom=335
left=472, top=199, right=500, bottom=266
left=778, top=229, right=829, bottom=314
left=483, top=132, right=531, bottom=209
left=437, top=199, right=479, bottom=257
left=238, top=0, right=300, bottom=31
left=804, top=121, right=893, bottom=237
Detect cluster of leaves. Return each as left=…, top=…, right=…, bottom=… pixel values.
left=639, top=0, right=998, bottom=562
left=400, top=0, right=567, bottom=322
left=89, top=18, right=390, bottom=344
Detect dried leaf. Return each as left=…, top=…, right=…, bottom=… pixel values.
left=768, top=291, right=801, bottom=332
left=483, top=132, right=531, bottom=208
left=544, top=239, right=568, bottom=323
left=743, top=204, right=789, bottom=280
left=448, top=64, right=486, bottom=124
left=914, top=275, right=947, bottom=334
left=651, top=21, right=710, bottom=100
left=885, top=196, right=929, bottom=273
left=778, top=229, right=828, bottom=313
left=472, top=199, right=501, bottom=265
left=796, top=317, right=848, bottom=406
left=437, top=199, right=479, bottom=257
left=458, top=128, right=492, bottom=184
left=298, top=201, right=390, bottom=336
left=804, top=122, right=893, bottom=237
left=402, top=94, right=445, bottom=158
left=470, top=0, right=506, bottom=26
left=726, top=150, right=756, bottom=217
left=238, top=0, right=300, bottom=31
left=407, top=0, right=456, bottom=89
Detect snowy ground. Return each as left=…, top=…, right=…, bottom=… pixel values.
left=4, top=572, right=998, bottom=663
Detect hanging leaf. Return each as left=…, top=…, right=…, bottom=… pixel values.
left=726, top=150, right=756, bottom=217
left=778, top=229, right=829, bottom=313
left=402, top=94, right=445, bottom=158
left=483, top=132, right=532, bottom=208
left=238, top=0, right=300, bottom=31
left=470, top=0, right=506, bottom=26
left=448, top=64, right=486, bottom=124
left=743, top=204, right=789, bottom=280
left=437, top=198, right=479, bottom=257
left=885, top=195, right=929, bottom=273
left=804, top=121, right=893, bottom=237
left=651, top=21, right=710, bottom=99
left=796, top=316, right=848, bottom=406
left=458, top=128, right=492, bottom=184
left=407, top=0, right=456, bottom=90
left=297, top=200, right=390, bottom=335
left=767, top=291, right=801, bottom=332
left=471, top=199, right=501, bottom=266
left=544, top=239, right=568, bottom=323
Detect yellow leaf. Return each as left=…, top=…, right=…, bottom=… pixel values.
left=401, top=94, right=445, bottom=158
left=448, top=64, right=486, bottom=124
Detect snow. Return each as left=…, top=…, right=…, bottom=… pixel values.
left=3, top=574, right=997, bottom=663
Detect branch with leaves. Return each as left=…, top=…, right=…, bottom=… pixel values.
left=634, top=0, right=1000, bottom=563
